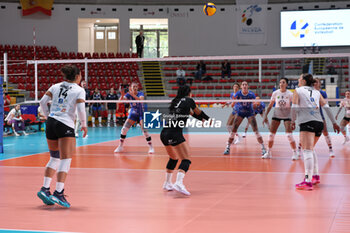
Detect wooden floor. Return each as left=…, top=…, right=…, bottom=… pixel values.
left=1, top=133, right=350, bottom=233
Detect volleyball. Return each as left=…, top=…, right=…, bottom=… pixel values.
left=203, top=3, right=216, bottom=16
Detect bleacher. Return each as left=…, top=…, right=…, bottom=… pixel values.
left=162, top=59, right=291, bottom=98
left=0, top=44, right=142, bottom=100
left=163, top=57, right=350, bottom=99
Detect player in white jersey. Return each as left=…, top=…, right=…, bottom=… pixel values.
left=335, top=90, right=350, bottom=144
left=37, top=65, right=88, bottom=208
left=262, top=78, right=298, bottom=160
left=291, top=74, right=339, bottom=191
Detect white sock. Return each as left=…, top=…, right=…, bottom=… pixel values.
left=260, top=143, right=266, bottom=150
left=56, top=182, right=64, bottom=192
left=176, top=171, right=185, bottom=184
left=313, top=150, right=319, bottom=175
left=107, top=114, right=111, bottom=124
left=166, top=172, right=172, bottom=183
left=325, top=135, right=332, bottom=149
left=92, top=117, right=95, bottom=124
left=98, top=116, right=102, bottom=124
left=113, top=115, right=116, bottom=124
left=43, top=177, right=52, bottom=188
left=303, top=150, right=314, bottom=182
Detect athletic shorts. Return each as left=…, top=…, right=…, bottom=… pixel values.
left=160, top=128, right=185, bottom=146
left=107, top=103, right=117, bottom=110
left=343, top=117, right=350, bottom=122
left=46, top=117, right=75, bottom=140
left=92, top=105, right=102, bottom=111
left=237, top=111, right=254, bottom=119
left=128, top=108, right=143, bottom=122
left=299, top=121, right=324, bottom=137
left=272, top=117, right=291, bottom=122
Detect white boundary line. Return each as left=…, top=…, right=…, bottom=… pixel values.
left=2, top=166, right=350, bottom=176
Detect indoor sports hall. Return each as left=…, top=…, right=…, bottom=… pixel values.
left=1, top=1, right=350, bottom=233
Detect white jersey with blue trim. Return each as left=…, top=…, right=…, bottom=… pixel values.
left=271, top=89, right=293, bottom=119
left=341, top=98, right=350, bottom=118
left=295, top=86, right=323, bottom=124
left=47, top=81, right=86, bottom=129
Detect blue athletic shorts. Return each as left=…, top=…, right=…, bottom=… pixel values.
left=128, top=109, right=143, bottom=122
left=237, top=110, right=254, bottom=119
left=92, top=105, right=102, bottom=111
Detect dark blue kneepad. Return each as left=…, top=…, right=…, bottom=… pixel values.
left=49, top=150, right=60, bottom=158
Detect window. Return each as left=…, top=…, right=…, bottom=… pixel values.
left=96, top=32, right=104, bottom=40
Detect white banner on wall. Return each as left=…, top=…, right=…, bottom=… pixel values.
left=236, top=0, right=268, bottom=45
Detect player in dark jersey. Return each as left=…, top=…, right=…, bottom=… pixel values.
left=106, top=87, right=119, bottom=127
left=161, top=85, right=210, bottom=196
left=313, top=78, right=335, bottom=157
left=223, top=81, right=266, bottom=155
left=114, top=82, right=154, bottom=154
left=242, top=96, right=266, bottom=138
left=91, top=87, right=103, bottom=127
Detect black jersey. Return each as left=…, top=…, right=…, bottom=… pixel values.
left=91, top=92, right=103, bottom=107
left=164, top=97, right=197, bottom=130
left=106, top=92, right=118, bottom=109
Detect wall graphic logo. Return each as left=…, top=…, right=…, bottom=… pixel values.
left=143, top=110, right=162, bottom=129
left=241, top=5, right=262, bottom=26
left=290, top=20, right=310, bottom=38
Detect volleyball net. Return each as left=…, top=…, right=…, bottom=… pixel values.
left=1, top=52, right=350, bottom=138
left=0, top=52, right=349, bottom=102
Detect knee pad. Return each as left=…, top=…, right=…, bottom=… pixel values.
left=255, top=131, right=261, bottom=139
left=178, top=159, right=191, bottom=173
left=287, top=133, right=295, bottom=143
left=49, top=150, right=60, bottom=159
left=121, top=125, right=131, bottom=135
left=303, top=150, right=313, bottom=160
left=143, top=130, right=150, bottom=138
left=57, top=158, right=72, bottom=173
left=268, top=133, right=275, bottom=142
left=46, top=157, right=60, bottom=170
left=166, top=158, right=178, bottom=170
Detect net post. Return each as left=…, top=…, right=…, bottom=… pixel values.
left=258, top=58, right=262, bottom=96
left=84, top=58, right=88, bottom=83
left=0, top=75, right=4, bottom=153
left=34, top=61, right=38, bottom=101
left=4, top=53, right=7, bottom=93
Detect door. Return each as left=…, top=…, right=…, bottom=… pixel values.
left=94, top=25, right=119, bottom=54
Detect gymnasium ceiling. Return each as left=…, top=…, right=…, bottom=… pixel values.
left=0, top=0, right=343, bottom=5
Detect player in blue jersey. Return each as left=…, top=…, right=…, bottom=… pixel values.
left=223, top=81, right=266, bottom=155
left=223, top=83, right=241, bottom=144
left=242, top=96, right=266, bottom=137
left=114, top=82, right=154, bottom=154
left=313, top=78, right=335, bottom=157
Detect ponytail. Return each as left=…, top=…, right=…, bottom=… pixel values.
left=302, top=73, right=315, bottom=86
left=170, top=85, right=191, bottom=110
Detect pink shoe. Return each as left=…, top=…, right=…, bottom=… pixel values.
left=295, top=180, right=313, bottom=191
left=312, top=175, right=320, bottom=185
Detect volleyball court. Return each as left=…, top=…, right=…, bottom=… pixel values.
left=1, top=54, right=350, bottom=233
